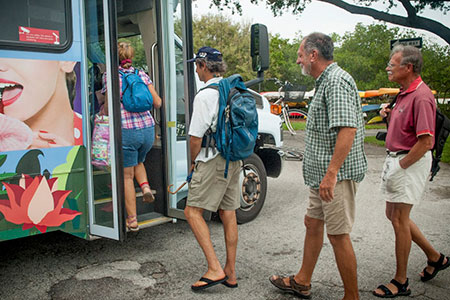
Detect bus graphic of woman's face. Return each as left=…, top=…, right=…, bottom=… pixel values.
left=0, top=58, right=75, bottom=121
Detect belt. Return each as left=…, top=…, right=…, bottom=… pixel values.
left=386, top=150, right=409, bottom=157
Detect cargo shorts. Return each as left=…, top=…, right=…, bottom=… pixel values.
left=187, top=155, right=242, bottom=212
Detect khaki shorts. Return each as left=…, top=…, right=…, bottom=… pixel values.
left=187, top=155, right=241, bottom=212
left=381, top=151, right=432, bottom=205
left=306, top=180, right=358, bottom=235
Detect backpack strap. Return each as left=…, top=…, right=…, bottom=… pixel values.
left=383, top=93, right=399, bottom=129
left=198, top=83, right=219, bottom=158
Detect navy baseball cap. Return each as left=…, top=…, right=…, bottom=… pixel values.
left=187, top=46, right=222, bottom=62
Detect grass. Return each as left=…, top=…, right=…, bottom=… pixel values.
left=365, top=124, right=386, bottom=130
left=282, top=121, right=306, bottom=131
left=364, top=135, right=386, bottom=147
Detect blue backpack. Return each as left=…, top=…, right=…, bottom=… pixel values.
left=119, top=69, right=153, bottom=112
left=203, top=74, right=259, bottom=177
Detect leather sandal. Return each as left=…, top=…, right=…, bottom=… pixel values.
left=373, top=278, right=411, bottom=298
left=420, top=253, right=450, bottom=282
left=126, top=215, right=139, bottom=232
left=269, top=275, right=311, bottom=299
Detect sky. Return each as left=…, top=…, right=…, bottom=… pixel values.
left=192, top=0, right=450, bottom=47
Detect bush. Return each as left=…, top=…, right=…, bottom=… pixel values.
left=438, top=103, right=450, bottom=119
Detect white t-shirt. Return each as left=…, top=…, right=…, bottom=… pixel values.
left=188, top=77, right=222, bottom=162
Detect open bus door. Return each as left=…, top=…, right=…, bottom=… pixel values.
left=87, top=0, right=199, bottom=232
left=84, top=0, right=126, bottom=241
left=85, top=0, right=186, bottom=238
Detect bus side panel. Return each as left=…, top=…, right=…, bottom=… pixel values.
left=0, top=1, right=90, bottom=242
left=0, top=147, right=88, bottom=241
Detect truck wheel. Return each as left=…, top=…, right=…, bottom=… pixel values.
left=236, top=153, right=267, bottom=224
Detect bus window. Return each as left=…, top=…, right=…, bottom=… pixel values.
left=0, top=0, right=72, bottom=52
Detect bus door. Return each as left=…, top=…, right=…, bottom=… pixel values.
left=161, top=0, right=198, bottom=220
left=114, top=0, right=173, bottom=228
left=84, top=0, right=126, bottom=240
left=86, top=0, right=181, bottom=234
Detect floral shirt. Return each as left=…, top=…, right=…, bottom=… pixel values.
left=102, top=66, right=155, bottom=129
left=303, top=63, right=367, bottom=189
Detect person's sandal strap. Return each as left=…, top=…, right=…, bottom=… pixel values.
left=427, top=253, right=445, bottom=268
left=375, top=284, right=393, bottom=297
left=390, top=278, right=407, bottom=291
left=289, top=276, right=311, bottom=298
left=289, top=277, right=311, bottom=291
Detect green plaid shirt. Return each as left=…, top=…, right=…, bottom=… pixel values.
left=303, top=63, right=367, bottom=189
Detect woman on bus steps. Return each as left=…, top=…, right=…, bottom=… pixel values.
left=102, top=42, right=162, bottom=231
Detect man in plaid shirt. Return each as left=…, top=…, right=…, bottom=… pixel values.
left=270, top=32, right=367, bottom=300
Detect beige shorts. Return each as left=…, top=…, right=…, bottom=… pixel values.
left=306, top=180, right=358, bottom=235
left=381, top=151, right=432, bottom=205
left=187, top=155, right=241, bottom=212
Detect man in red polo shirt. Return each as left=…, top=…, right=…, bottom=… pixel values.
left=373, top=45, right=449, bottom=298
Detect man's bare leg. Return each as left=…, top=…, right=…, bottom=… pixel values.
left=271, top=216, right=324, bottom=287
left=219, top=209, right=238, bottom=285
left=328, top=233, right=359, bottom=300
left=184, top=206, right=226, bottom=287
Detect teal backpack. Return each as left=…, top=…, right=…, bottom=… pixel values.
left=203, top=74, right=259, bottom=177
left=119, top=69, right=153, bottom=112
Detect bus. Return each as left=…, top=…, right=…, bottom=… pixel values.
left=0, top=0, right=283, bottom=242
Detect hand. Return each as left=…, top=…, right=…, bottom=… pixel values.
left=29, top=131, right=72, bottom=149
left=380, top=104, right=391, bottom=118
left=319, top=171, right=337, bottom=202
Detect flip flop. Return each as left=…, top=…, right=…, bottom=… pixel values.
left=191, top=275, right=228, bottom=291
left=420, top=253, right=450, bottom=282
left=222, top=280, right=238, bottom=288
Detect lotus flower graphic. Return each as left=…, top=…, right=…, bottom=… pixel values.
left=0, top=175, right=81, bottom=233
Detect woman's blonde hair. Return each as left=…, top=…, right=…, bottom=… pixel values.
left=118, top=42, right=134, bottom=68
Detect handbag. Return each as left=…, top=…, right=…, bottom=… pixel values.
left=91, top=114, right=110, bottom=170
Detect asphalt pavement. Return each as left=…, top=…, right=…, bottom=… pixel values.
left=0, top=130, right=449, bottom=300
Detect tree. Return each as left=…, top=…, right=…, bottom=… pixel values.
left=210, top=0, right=450, bottom=45
left=332, top=23, right=450, bottom=94
left=333, top=23, right=400, bottom=90
left=191, top=14, right=255, bottom=80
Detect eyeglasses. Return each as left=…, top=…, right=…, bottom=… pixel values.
left=387, top=62, right=407, bottom=68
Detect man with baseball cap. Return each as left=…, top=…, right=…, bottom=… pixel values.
left=184, top=46, right=240, bottom=292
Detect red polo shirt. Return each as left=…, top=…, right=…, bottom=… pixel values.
left=386, top=76, right=436, bottom=152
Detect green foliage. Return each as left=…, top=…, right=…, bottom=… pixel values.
left=442, top=137, right=450, bottom=164
left=421, top=44, right=450, bottom=97
left=262, top=34, right=314, bottom=92
left=211, top=1, right=450, bottom=44
left=438, top=103, right=450, bottom=119
left=118, top=36, right=148, bottom=71
left=334, top=23, right=399, bottom=90
left=192, top=14, right=254, bottom=80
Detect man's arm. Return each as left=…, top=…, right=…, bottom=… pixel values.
left=320, top=127, right=357, bottom=202
left=189, top=136, right=202, bottom=171
left=399, top=134, right=433, bottom=169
